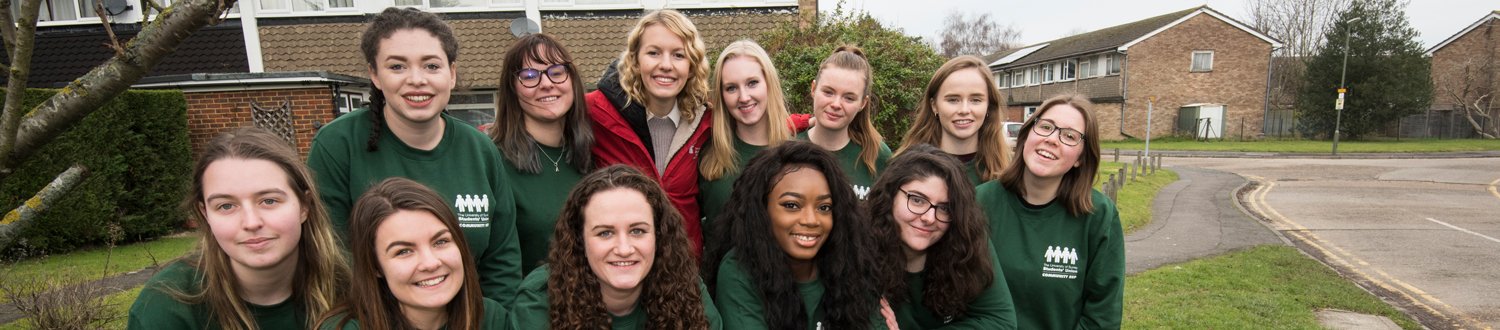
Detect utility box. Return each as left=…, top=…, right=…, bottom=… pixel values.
left=1177, top=103, right=1225, bottom=139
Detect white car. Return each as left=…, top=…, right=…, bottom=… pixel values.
left=1003, top=121, right=1024, bottom=149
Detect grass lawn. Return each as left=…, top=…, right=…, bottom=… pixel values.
left=1125, top=245, right=1421, bottom=329
left=1097, top=162, right=1177, bottom=234
left=0, top=286, right=139, bottom=330
left=1101, top=138, right=1500, bottom=153
left=0, top=235, right=197, bottom=304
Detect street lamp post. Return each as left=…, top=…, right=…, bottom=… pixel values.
left=1333, top=16, right=1360, bottom=155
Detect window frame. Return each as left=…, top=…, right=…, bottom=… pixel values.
left=1191, top=50, right=1214, bottom=72
left=1079, top=59, right=1092, bottom=79
left=1107, top=54, right=1123, bottom=75
left=1060, top=59, right=1076, bottom=81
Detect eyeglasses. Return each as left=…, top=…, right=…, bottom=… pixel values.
left=515, top=63, right=570, bottom=88
left=899, top=189, right=951, bottom=223
left=1033, top=119, right=1085, bottom=146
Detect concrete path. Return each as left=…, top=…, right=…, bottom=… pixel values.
left=1124, top=166, right=1283, bottom=274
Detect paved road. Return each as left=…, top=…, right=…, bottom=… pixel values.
left=1168, top=156, right=1500, bottom=330
left=1124, top=166, right=1282, bottom=274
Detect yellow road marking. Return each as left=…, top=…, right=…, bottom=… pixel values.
left=1489, top=178, right=1500, bottom=203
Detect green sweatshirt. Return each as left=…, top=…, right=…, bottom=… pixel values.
left=307, top=108, right=522, bottom=304
left=318, top=297, right=509, bottom=330
left=508, top=265, right=723, bottom=329
left=697, top=137, right=766, bottom=239
left=127, top=261, right=305, bottom=329
left=794, top=131, right=892, bottom=200
left=503, top=143, right=586, bottom=276
left=714, top=250, right=889, bottom=330
left=975, top=181, right=1124, bottom=329
left=894, top=242, right=1018, bottom=329
left=961, top=160, right=982, bottom=188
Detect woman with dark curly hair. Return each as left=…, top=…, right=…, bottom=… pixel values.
left=509, top=165, right=720, bottom=329
left=868, top=144, right=1017, bottom=329
left=706, top=141, right=896, bottom=330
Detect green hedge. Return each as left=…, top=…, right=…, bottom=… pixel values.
left=759, top=6, right=946, bottom=148
left=0, top=89, right=190, bottom=257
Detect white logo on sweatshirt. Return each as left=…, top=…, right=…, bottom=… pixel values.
left=1041, top=245, right=1080, bottom=279
left=453, top=194, right=490, bottom=228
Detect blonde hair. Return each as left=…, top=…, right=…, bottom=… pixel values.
left=898, top=55, right=1011, bottom=182
left=701, top=39, right=793, bottom=180
left=815, top=44, right=883, bottom=174
left=618, top=9, right=710, bottom=123
left=175, top=127, right=348, bottom=330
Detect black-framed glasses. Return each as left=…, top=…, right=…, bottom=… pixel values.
left=1033, top=118, right=1085, bottom=146
left=899, top=189, right=951, bottom=223
left=515, top=63, right=570, bottom=88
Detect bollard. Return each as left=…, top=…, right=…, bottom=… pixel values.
left=1150, top=155, right=1157, bottom=174
left=1113, top=148, right=1120, bottom=162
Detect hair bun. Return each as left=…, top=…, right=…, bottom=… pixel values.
left=834, top=44, right=866, bottom=59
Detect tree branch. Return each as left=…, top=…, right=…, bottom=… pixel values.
left=0, top=164, right=89, bottom=248
left=0, top=0, right=17, bottom=54
left=0, top=0, right=41, bottom=178
left=94, top=0, right=126, bottom=56
left=0, top=0, right=240, bottom=182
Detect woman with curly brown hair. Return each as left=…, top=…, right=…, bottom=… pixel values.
left=706, top=141, right=896, bottom=330
left=508, top=165, right=720, bottom=329
left=868, top=144, right=1017, bottom=329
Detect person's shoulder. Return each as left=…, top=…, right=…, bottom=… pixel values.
left=975, top=180, right=1011, bottom=197
left=519, top=265, right=551, bottom=291
left=317, top=109, right=374, bottom=136
left=316, top=314, right=360, bottom=330
left=143, top=260, right=201, bottom=291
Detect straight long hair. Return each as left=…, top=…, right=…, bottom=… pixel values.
left=617, top=9, right=709, bottom=123
left=545, top=165, right=709, bottom=328
left=815, top=44, right=883, bottom=174
left=175, top=127, right=349, bottom=330
left=320, top=178, right=486, bottom=330
left=701, top=39, right=792, bottom=180
left=490, top=33, right=594, bottom=174
left=867, top=144, right=994, bottom=319
left=999, top=94, right=1102, bottom=216
left=898, top=56, right=1011, bottom=183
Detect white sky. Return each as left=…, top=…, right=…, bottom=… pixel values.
left=820, top=0, right=1497, bottom=51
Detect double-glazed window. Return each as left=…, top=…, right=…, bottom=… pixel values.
left=1191, top=51, right=1214, bottom=72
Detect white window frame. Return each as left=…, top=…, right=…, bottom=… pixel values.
left=256, top=0, right=360, bottom=14
left=995, top=72, right=1006, bottom=89
left=1107, top=54, right=1122, bottom=75
left=1024, top=106, right=1039, bottom=121
left=668, top=0, right=794, bottom=9
left=1029, top=67, right=1040, bottom=86
left=539, top=0, right=641, bottom=10
left=1060, top=59, right=1076, bottom=81
left=1011, top=71, right=1024, bottom=88
left=1079, top=59, right=1092, bottom=79
left=27, top=0, right=103, bottom=25
left=1041, top=63, right=1054, bottom=83
left=1191, top=50, right=1214, bottom=72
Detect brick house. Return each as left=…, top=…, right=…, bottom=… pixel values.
left=984, top=6, right=1281, bottom=140
left=1426, top=10, right=1499, bottom=137
left=21, top=0, right=815, bottom=155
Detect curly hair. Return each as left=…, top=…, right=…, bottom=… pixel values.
left=617, top=9, right=710, bottom=123
left=320, top=178, right=486, bottom=330
left=897, top=56, right=1011, bottom=183
left=546, top=165, right=708, bottom=329
left=357, top=7, right=460, bottom=152
left=490, top=33, right=594, bottom=174
left=867, top=143, right=994, bottom=319
left=702, top=141, right=885, bottom=329
left=999, top=93, right=1102, bottom=216
left=177, top=127, right=349, bottom=330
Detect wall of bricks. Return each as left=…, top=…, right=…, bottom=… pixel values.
left=1429, top=17, right=1498, bottom=119
left=1116, top=14, right=1273, bottom=140
left=185, top=87, right=339, bottom=158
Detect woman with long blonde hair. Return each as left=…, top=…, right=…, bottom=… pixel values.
left=128, top=127, right=348, bottom=330
left=698, top=39, right=793, bottom=242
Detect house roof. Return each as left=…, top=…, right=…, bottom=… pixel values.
left=8, top=23, right=249, bottom=87
left=1425, top=10, right=1500, bottom=56
left=986, top=5, right=1281, bottom=70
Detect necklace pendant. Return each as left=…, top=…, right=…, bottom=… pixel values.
left=554, top=164, right=560, bottom=172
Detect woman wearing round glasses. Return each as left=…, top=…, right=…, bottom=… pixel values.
left=867, top=144, right=1017, bottom=328
left=976, top=93, right=1123, bottom=329
left=489, top=33, right=595, bottom=276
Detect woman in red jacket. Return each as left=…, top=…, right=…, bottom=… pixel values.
left=586, top=9, right=712, bottom=254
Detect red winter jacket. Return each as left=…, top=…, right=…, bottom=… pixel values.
left=586, top=89, right=712, bottom=255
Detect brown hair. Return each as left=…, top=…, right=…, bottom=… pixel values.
left=176, top=127, right=348, bottom=330
left=617, top=9, right=710, bottom=123
left=867, top=144, right=994, bottom=318
left=701, top=39, right=793, bottom=180
left=320, top=178, right=487, bottom=330
left=815, top=44, right=884, bottom=173
left=490, top=33, right=594, bottom=174
left=999, top=93, right=1102, bottom=216
left=546, top=165, right=708, bottom=328
left=357, top=7, right=460, bottom=152
left=898, top=56, right=1011, bottom=183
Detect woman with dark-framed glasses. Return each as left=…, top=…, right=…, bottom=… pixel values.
left=488, top=33, right=595, bottom=276
left=976, top=93, right=1123, bottom=329
left=866, top=144, right=1017, bottom=329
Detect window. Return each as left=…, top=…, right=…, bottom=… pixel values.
left=1024, top=106, right=1039, bottom=121
left=1191, top=51, right=1214, bottom=72
left=1011, top=71, right=1024, bottom=88
left=263, top=0, right=355, bottom=11
left=1030, top=66, right=1041, bottom=85
left=1041, top=64, right=1054, bottom=83
left=398, top=0, right=524, bottom=9
left=1061, top=59, right=1076, bottom=81
left=1107, top=54, right=1122, bottom=75
left=24, top=0, right=98, bottom=21
left=541, top=0, right=637, bottom=7
left=1079, top=59, right=1093, bottom=79
left=995, top=72, right=1007, bottom=89
left=447, top=91, right=497, bottom=127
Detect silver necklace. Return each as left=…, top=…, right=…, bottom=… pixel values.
left=535, top=141, right=562, bottom=172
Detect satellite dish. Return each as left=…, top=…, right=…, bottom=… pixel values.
left=103, top=0, right=132, bottom=15
left=510, top=18, right=541, bottom=38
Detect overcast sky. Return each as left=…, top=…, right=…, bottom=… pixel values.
left=820, top=0, right=1497, bottom=51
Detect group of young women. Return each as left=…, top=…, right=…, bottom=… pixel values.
left=126, top=6, right=1122, bottom=330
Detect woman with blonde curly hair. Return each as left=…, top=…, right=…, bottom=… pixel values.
left=509, top=165, right=721, bottom=329
left=128, top=127, right=348, bottom=330
left=586, top=9, right=715, bottom=255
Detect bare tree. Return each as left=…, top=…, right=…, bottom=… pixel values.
left=1435, top=45, right=1498, bottom=139
left=1245, top=0, right=1350, bottom=113
left=0, top=0, right=239, bottom=247
left=937, top=11, right=1021, bottom=58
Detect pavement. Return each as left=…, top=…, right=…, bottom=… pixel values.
left=1110, top=149, right=1500, bottom=159
left=1123, top=166, right=1284, bottom=274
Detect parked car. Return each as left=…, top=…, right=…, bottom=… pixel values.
left=1003, top=121, right=1024, bottom=149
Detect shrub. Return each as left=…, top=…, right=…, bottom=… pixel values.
left=0, top=89, right=191, bottom=256
left=759, top=4, right=946, bottom=148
